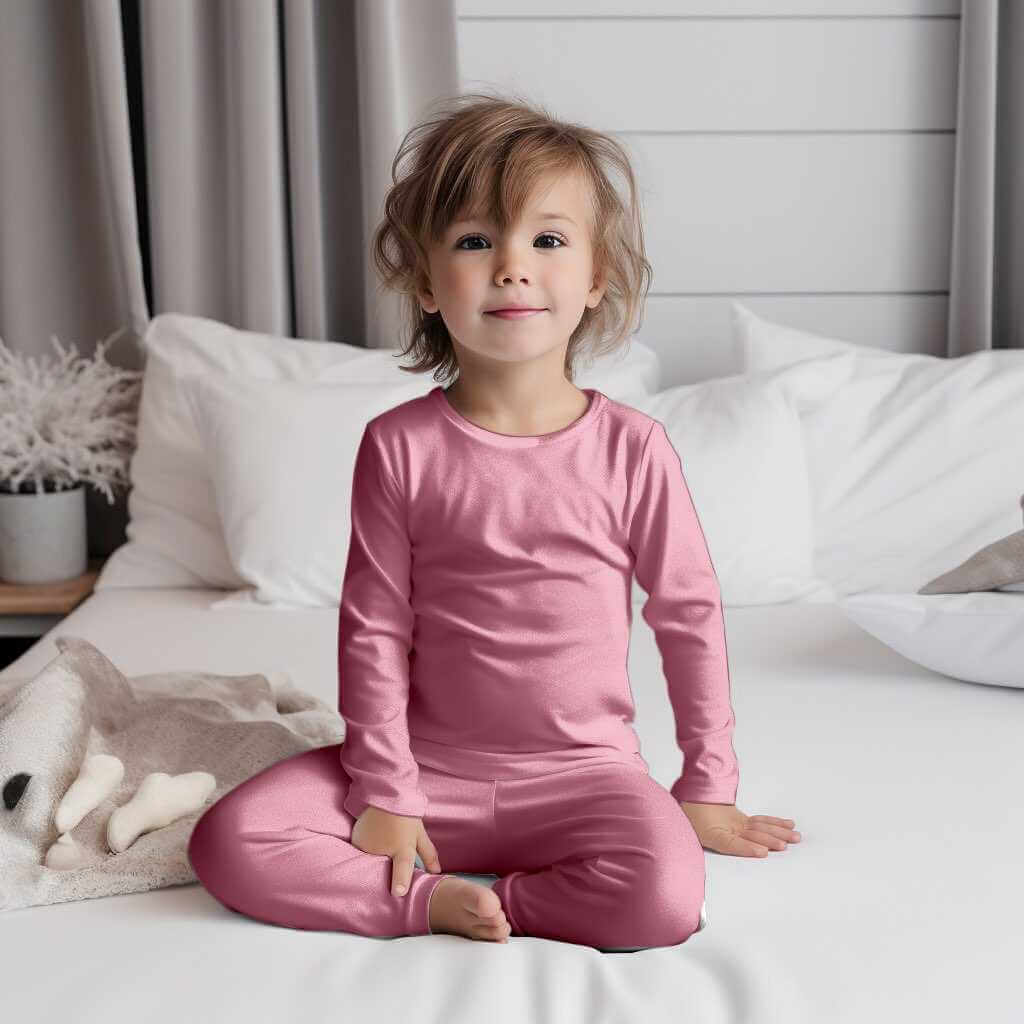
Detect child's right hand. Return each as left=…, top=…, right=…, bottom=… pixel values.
left=350, top=805, right=443, bottom=897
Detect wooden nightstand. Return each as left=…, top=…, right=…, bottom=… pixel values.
left=0, top=557, right=105, bottom=669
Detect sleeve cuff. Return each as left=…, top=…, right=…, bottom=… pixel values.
left=342, top=789, right=427, bottom=821
left=670, top=775, right=738, bottom=806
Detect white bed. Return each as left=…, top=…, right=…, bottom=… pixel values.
left=2, top=584, right=1019, bottom=1023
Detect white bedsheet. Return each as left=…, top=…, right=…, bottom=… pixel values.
left=1, top=587, right=1019, bottom=1023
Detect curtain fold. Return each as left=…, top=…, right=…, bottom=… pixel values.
left=0, top=0, right=144, bottom=370
left=354, top=0, right=460, bottom=351
left=992, top=1, right=1024, bottom=352
left=947, top=0, right=1024, bottom=353
left=83, top=0, right=151, bottom=351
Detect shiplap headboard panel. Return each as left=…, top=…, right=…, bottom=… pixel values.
left=456, top=0, right=960, bottom=386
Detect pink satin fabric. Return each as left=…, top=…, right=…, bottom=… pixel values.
left=337, top=386, right=739, bottom=825
left=187, top=743, right=706, bottom=950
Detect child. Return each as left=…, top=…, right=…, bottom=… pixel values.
left=188, top=92, right=800, bottom=951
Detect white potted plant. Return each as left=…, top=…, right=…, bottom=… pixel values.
left=0, top=330, right=142, bottom=584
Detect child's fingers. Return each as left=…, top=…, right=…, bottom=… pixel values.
left=749, top=820, right=801, bottom=842
left=417, top=830, right=443, bottom=872
left=391, top=849, right=415, bottom=896
left=736, top=838, right=771, bottom=857
left=744, top=827, right=788, bottom=851
left=749, top=815, right=797, bottom=828
left=710, top=830, right=770, bottom=858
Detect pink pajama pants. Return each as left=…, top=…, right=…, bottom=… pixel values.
left=187, top=743, right=707, bottom=951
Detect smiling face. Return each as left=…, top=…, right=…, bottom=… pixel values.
left=416, top=169, right=607, bottom=370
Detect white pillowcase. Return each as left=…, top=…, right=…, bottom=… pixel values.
left=733, top=302, right=1024, bottom=596
left=573, top=336, right=662, bottom=405
left=838, top=591, right=1024, bottom=688
left=95, top=314, right=424, bottom=593
left=96, top=312, right=662, bottom=594
left=183, top=373, right=431, bottom=609
left=637, top=375, right=828, bottom=605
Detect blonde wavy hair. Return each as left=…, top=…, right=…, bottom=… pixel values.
left=371, top=91, right=653, bottom=384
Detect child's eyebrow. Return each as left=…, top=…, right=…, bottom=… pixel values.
left=450, top=212, right=578, bottom=228
left=535, top=213, right=577, bottom=226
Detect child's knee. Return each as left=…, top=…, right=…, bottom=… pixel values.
left=187, top=789, right=247, bottom=882
left=618, top=819, right=706, bottom=947
left=636, top=867, right=704, bottom=946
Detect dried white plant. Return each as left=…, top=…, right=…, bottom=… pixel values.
left=0, top=328, right=143, bottom=504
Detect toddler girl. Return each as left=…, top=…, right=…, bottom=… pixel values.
left=188, top=92, right=800, bottom=951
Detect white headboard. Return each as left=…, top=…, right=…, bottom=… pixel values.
left=456, top=0, right=959, bottom=388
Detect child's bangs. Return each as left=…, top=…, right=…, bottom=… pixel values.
left=431, top=136, right=589, bottom=242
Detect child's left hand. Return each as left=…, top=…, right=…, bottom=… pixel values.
left=680, top=801, right=801, bottom=857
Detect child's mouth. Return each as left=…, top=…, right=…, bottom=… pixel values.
left=485, top=309, right=546, bottom=320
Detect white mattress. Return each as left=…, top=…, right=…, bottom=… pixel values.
left=2, top=587, right=1019, bottom=1023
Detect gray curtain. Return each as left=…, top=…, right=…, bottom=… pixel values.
left=0, top=0, right=457, bottom=551
left=0, top=0, right=457, bottom=362
left=948, top=0, right=1024, bottom=354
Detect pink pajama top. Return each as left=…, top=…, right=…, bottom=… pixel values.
left=338, top=385, right=739, bottom=820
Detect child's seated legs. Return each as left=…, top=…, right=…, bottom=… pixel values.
left=187, top=744, right=461, bottom=938
left=489, top=762, right=706, bottom=951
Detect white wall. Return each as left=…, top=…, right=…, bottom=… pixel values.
left=457, top=0, right=961, bottom=386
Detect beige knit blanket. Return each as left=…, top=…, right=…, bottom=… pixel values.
left=0, top=636, right=343, bottom=913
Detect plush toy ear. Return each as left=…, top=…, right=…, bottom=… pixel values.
left=54, top=754, right=124, bottom=834
left=107, top=771, right=216, bottom=854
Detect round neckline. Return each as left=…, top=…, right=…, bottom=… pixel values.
left=430, top=385, right=605, bottom=448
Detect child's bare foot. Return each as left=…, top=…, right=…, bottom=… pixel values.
left=428, top=876, right=511, bottom=943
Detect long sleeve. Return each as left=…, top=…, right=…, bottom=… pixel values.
left=627, top=421, right=740, bottom=805
left=337, top=425, right=427, bottom=820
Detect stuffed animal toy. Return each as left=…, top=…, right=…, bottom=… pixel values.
left=0, top=635, right=343, bottom=912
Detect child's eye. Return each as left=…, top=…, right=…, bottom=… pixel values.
left=455, top=233, right=566, bottom=250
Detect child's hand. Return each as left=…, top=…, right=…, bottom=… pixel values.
left=350, top=805, right=443, bottom=896
left=680, top=801, right=802, bottom=858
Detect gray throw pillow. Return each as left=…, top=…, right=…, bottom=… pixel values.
left=919, top=494, right=1024, bottom=594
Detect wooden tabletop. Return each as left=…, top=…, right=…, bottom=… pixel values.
left=0, top=557, right=105, bottom=616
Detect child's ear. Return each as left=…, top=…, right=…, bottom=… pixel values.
left=415, top=267, right=440, bottom=315
left=415, top=280, right=439, bottom=315
left=586, top=267, right=608, bottom=309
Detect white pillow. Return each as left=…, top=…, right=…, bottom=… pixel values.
left=733, top=302, right=1024, bottom=596
left=839, top=591, right=1024, bottom=688
left=636, top=375, right=829, bottom=605
left=572, top=333, right=661, bottom=406
left=96, top=313, right=662, bottom=593
left=183, top=373, right=431, bottom=609
left=95, top=314, right=419, bottom=592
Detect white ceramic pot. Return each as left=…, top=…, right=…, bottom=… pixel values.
left=0, top=482, right=88, bottom=583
